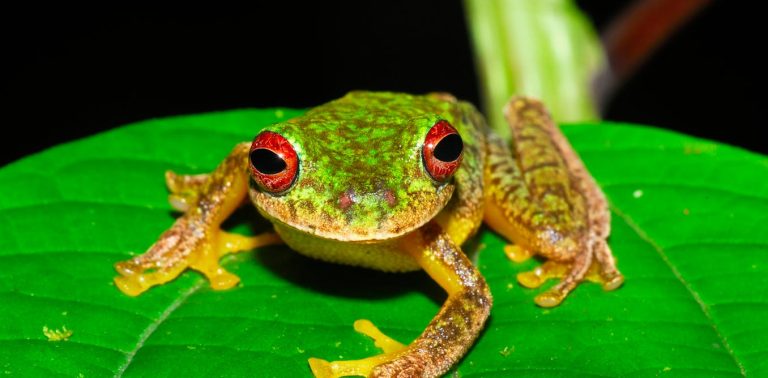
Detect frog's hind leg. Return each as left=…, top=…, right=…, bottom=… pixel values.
left=114, top=143, right=283, bottom=296
left=484, top=97, right=624, bottom=306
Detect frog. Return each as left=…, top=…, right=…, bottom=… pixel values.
left=113, top=91, right=623, bottom=377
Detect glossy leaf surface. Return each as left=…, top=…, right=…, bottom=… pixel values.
left=0, top=109, right=765, bottom=377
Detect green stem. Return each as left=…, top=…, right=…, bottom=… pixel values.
left=464, top=0, right=604, bottom=136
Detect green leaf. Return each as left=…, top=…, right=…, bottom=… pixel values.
left=1, top=109, right=765, bottom=377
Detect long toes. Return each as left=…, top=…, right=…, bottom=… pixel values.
left=354, top=319, right=405, bottom=353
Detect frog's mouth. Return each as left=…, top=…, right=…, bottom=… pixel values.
left=249, top=185, right=454, bottom=242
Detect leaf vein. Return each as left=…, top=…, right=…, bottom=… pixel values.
left=610, top=205, right=747, bottom=377
left=113, top=280, right=203, bottom=377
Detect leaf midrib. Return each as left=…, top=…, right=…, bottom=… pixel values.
left=114, top=281, right=205, bottom=377
left=610, top=204, right=747, bottom=377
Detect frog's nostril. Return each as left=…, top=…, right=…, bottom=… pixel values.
left=381, top=189, right=397, bottom=207
left=339, top=189, right=356, bottom=210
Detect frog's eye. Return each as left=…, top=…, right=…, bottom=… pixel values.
left=249, top=131, right=299, bottom=194
left=422, top=120, right=463, bottom=182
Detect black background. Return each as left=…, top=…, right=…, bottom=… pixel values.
left=2, top=1, right=764, bottom=166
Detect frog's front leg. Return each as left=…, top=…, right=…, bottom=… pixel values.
left=114, top=143, right=282, bottom=296
left=309, top=223, right=491, bottom=378
left=484, top=97, right=623, bottom=307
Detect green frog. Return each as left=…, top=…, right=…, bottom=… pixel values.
left=113, top=92, right=623, bottom=377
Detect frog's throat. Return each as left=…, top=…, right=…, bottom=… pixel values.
left=250, top=185, right=454, bottom=243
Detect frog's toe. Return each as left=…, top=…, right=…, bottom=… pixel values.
left=593, top=239, right=625, bottom=291
left=504, top=244, right=533, bottom=263
left=113, top=264, right=187, bottom=296
left=534, top=287, right=567, bottom=307
left=308, top=354, right=394, bottom=378
left=114, top=275, right=146, bottom=297
left=193, top=263, right=241, bottom=291
left=353, top=319, right=406, bottom=354
left=601, top=272, right=624, bottom=291
left=307, top=320, right=408, bottom=377
left=308, top=358, right=334, bottom=378
left=517, top=261, right=568, bottom=289
left=519, top=256, right=597, bottom=306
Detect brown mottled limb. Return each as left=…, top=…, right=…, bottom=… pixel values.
left=114, top=143, right=283, bottom=296
left=485, top=97, right=623, bottom=306
left=373, top=223, right=491, bottom=377
left=308, top=223, right=491, bottom=378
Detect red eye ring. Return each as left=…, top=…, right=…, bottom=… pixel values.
left=249, top=131, right=299, bottom=194
left=423, top=120, right=463, bottom=182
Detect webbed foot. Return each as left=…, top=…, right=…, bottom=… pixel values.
left=517, top=242, right=624, bottom=307
left=308, top=320, right=408, bottom=378
left=114, top=217, right=281, bottom=296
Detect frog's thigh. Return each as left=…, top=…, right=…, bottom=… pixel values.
left=482, top=130, right=537, bottom=263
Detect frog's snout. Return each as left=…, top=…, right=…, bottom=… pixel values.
left=337, top=188, right=398, bottom=212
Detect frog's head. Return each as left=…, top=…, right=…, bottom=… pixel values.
left=247, top=94, right=464, bottom=242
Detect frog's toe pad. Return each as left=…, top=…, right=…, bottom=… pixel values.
left=206, top=269, right=241, bottom=290
left=113, top=264, right=187, bottom=296
left=534, top=288, right=566, bottom=307
left=602, top=272, right=625, bottom=291
left=504, top=245, right=533, bottom=263
left=517, top=267, right=547, bottom=288
left=113, top=275, right=147, bottom=297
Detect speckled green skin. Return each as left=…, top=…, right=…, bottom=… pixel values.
left=250, top=91, right=484, bottom=243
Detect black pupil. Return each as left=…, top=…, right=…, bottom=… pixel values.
left=434, top=134, right=463, bottom=162
left=250, top=149, right=287, bottom=174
